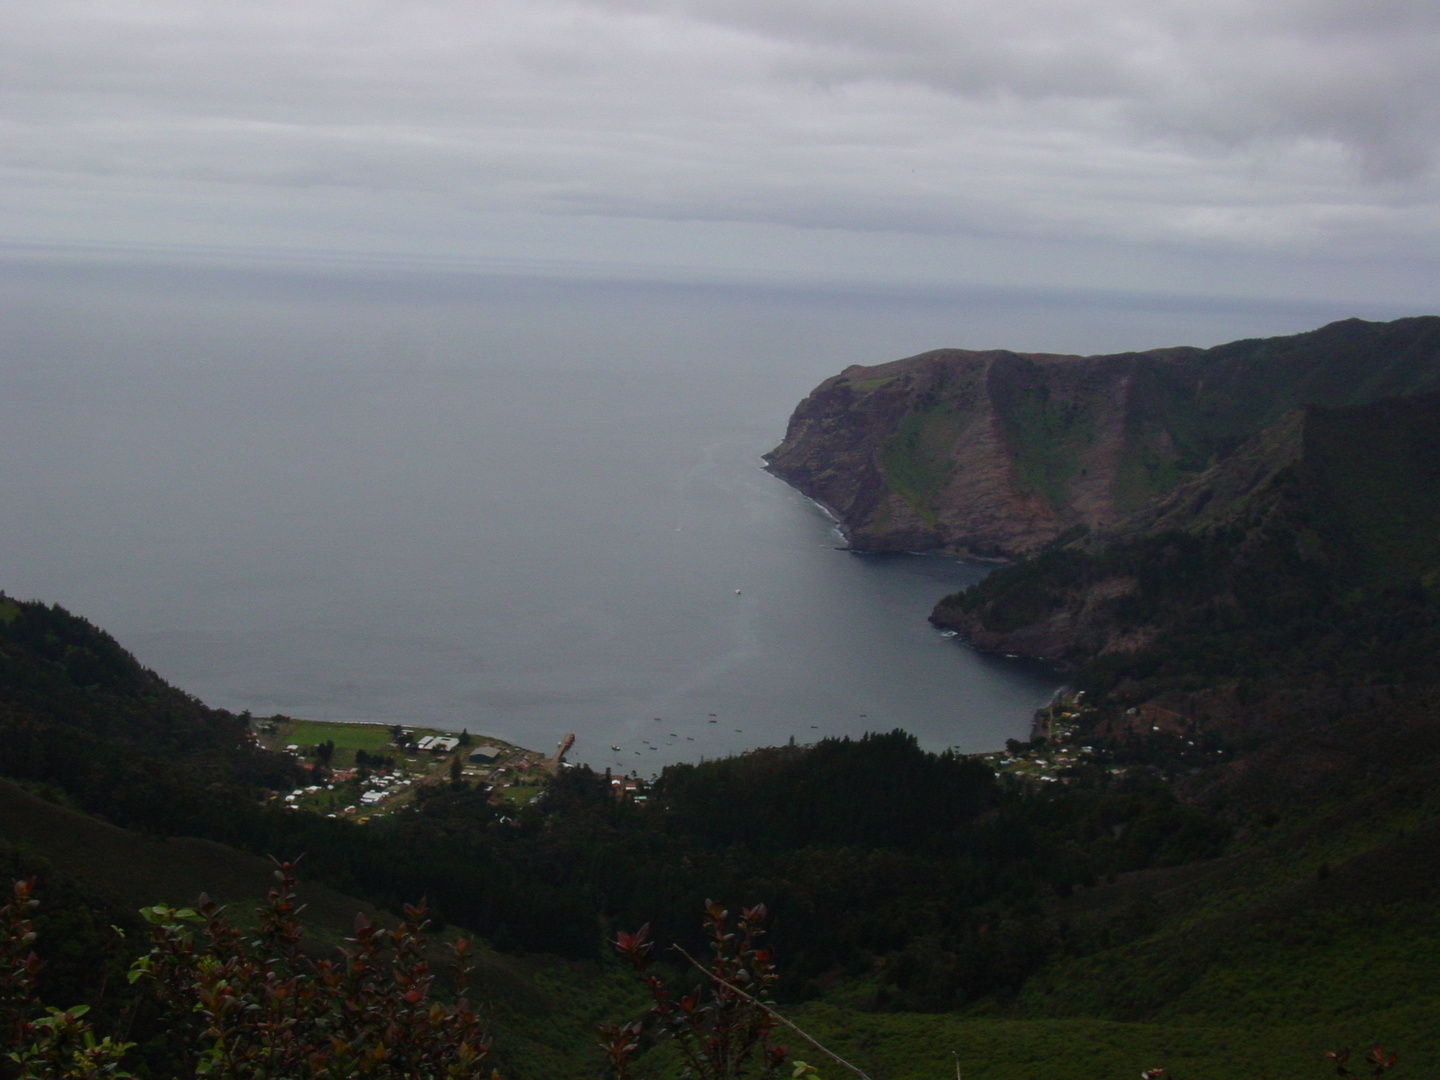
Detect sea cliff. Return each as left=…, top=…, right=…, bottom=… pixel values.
left=765, top=316, right=1440, bottom=558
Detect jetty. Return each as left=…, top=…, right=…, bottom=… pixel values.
left=546, top=733, right=575, bottom=773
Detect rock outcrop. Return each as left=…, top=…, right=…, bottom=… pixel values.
left=763, top=349, right=1156, bottom=555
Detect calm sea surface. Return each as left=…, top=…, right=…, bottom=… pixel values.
left=3, top=252, right=1359, bottom=769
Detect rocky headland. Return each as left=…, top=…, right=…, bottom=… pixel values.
left=764, top=316, right=1440, bottom=559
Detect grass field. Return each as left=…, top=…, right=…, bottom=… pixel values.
left=278, top=720, right=399, bottom=761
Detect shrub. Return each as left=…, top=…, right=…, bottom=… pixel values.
left=1, top=865, right=497, bottom=1080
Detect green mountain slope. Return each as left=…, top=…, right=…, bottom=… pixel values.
left=0, top=593, right=304, bottom=839
left=931, top=390, right=1440, bottom=666
left=0, top=598, right=645, bottom=1079
left=862, top=388, right=1440, bottom=1075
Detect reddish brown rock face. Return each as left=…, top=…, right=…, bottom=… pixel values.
left=764, top=316, right=1440, bottom=561
left=763, top=347, right=1182, bottom=557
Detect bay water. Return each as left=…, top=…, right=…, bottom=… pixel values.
left=4, top=250, right=1352, bottom=770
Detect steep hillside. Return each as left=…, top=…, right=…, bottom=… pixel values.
left=931, top=391, right=1440, bottom=663
left=0, top=592, right=302, bottom=839
left=765, top=316, right=1440, bottom=556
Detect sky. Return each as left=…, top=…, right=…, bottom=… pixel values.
left=2, top=0, right=1439, bottom=307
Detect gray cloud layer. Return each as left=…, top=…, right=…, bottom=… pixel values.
left=2, top=0, right=1437, bottom=284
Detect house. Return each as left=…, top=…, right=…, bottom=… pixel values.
left=609, top=776, right=645, bottom=802
left=468, top=745, right=503, bottom=764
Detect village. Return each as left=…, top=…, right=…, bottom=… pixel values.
left=252, top=697, right=1122, bottom=819
left=973, top=691, right=1122, bottom=785
left=250, top=715, right=574, bottom=821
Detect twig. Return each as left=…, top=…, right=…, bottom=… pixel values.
left=671, top=945, right=876, bottom=1080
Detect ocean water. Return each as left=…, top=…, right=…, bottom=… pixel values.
left=0, top=250, right=1373, bottom=770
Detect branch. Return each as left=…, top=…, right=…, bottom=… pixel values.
left=670, top=945, right=876, bottom=1080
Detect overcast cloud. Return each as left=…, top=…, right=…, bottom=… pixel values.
left=2, top=0, right=1437, bottom=299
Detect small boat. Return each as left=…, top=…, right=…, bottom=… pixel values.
left=610, top=745, right=620, bottom=752
left=734, top=589, right=742, bottom=595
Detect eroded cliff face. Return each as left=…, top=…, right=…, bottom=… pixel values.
left=760, top=352, right=959, bottom=553
left=763, top=348, right=1181, bottom=556
left=925, top=406, right=1311, bottom=660
left=764, top=316, right=1440, bottom=558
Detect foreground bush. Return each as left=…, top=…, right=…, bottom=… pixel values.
left=1, top=866, right=495, bottom=1080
